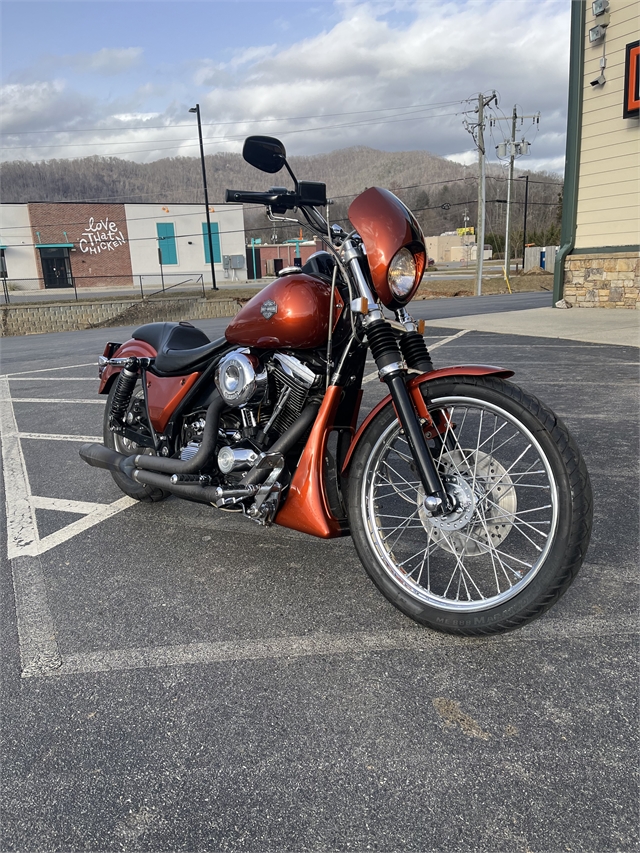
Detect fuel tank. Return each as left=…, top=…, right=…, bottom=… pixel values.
left=225, top=273, right=343, bottom=350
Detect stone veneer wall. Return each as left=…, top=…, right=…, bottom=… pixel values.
left=1, top=297, right=241, bottom=337
left=563, top=252, right=640, bottom=309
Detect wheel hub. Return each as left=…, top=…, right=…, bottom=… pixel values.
left=417, top=449, right=517, bottom=556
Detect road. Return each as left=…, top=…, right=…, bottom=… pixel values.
left=0, top=299, right=637, bottom=852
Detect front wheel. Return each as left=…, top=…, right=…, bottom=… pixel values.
left=347, top=375, right=593, bottom=635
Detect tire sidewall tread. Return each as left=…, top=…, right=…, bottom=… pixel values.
left=347, top=375, right=593, bottom=636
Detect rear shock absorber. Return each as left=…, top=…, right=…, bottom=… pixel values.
left=400, top=331, right=434, bottom=374
left=109, top=358, right=139, bottom=430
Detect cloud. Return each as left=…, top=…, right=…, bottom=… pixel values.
left=63, top=47, right=144, bottom=75
left=0, top=1, right=570, bottom=170
left=0, top=80, right=94, bottom=136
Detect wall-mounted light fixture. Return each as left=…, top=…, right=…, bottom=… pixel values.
left=589, top=24, right=607, bottom=43
left=589, top=0, right=610, bottom=85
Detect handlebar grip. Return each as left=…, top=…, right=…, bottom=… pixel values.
left=225, top=189, right=283, bottom=205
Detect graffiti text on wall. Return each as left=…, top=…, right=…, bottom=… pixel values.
left=79, top=218, right=127, bottom=254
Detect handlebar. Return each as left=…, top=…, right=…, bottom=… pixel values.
left=225, top=181, right=327, bottom=212
left=224, top=188, right=297, bottom=208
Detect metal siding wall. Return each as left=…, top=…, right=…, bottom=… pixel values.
left=575, top=0, right=640, bottom=249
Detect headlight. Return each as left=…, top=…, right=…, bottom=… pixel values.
left=388, top=248, right=417, bottom=299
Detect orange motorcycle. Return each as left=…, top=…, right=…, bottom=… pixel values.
left=80, top=136, right=592, bottom=635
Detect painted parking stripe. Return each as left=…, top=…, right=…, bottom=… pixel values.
left=2, top=362, right=97, bottom=377
left=0, top=374, right=136, bottom=676
left=0, top=376, right=134, bottom=559
left=10, top=398, right=106, bottom=404
left=9, top=377, right=99, bottom=381
left=35, top=616, right=635, bottom=679
left=19, top=433, right=103, bottom=442
left=31, top=496, right=115, bottom=514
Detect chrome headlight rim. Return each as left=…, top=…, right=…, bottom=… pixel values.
left=388, top=247, right=417, bottom=300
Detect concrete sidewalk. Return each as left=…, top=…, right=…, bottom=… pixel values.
left=423, top=306, right=640, bottom=348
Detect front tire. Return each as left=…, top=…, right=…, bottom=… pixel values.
left=347, top=375, right=592, bottom=635
left=103, top=379, right=169, bottom=503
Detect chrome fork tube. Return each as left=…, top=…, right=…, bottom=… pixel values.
left=342, top=237, right=446, bottom=506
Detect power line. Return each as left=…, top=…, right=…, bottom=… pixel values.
left=0, top=108, right=466, bottom=154
left=0, top=99, right=467, bottom=136
left=0, top=176, right=480, bottom=228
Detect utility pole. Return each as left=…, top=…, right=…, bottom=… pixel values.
left=493, top=108, right=539, bottom=288
left=466, top=92, right=495, bottom=296
left=519, top=174, right=530, bottom=267
left=503, top=105, right=517, bottom=288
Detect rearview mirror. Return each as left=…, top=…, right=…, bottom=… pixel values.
left=242, top=136, right=287, bottom=174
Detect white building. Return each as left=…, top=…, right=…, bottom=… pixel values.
left=0, top=202, right=247, bottom=290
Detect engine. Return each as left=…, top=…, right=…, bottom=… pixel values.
left=177, top=349, right=323, bottom=482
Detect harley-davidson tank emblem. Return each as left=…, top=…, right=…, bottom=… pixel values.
left=260, top=299, right=278, bottom=320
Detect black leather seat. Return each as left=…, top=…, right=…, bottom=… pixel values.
left=132, top=321, right=230, bottom=374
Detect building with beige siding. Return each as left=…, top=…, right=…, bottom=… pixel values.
left=555, top=0, right=639, bottom=308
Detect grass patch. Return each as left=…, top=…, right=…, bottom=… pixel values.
left=416, top=270, right=553, bottom=299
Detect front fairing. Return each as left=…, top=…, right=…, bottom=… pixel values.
left=348, top=186, right=426, bottom=309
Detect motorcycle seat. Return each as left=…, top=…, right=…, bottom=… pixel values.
left=132, top=322, right=229, bottom=374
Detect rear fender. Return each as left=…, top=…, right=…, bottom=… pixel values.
left=98, top=338, right=157, bottom=394
left=341, top=365, right=514, bottom=474
left=98, top=337, right=201, bottom=433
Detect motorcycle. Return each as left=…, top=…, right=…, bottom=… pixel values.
left=80, top=135, right=593, bottom=636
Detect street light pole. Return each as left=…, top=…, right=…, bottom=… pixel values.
left=518, top=174, right=530, bottom=268
left=189, top=103, right=217, bottom=290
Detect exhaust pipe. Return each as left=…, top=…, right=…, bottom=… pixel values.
left=79, top=395, right=226, bottom=478
left=134, top=394, right=226, bottom=476
left=80, top=399, right=320, bottom=498
left=79, top=443, right=132, bottom=475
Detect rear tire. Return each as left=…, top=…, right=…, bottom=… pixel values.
left=347, top=375, right=592, bottom=635
left=103, top=379, right=169, bottom=503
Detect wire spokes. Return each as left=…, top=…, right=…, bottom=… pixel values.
left=363, top=394, right=559, bottom=612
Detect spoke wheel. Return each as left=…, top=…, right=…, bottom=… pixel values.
left=347, top=376, right=592, bottom=635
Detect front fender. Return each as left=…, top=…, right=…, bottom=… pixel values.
left=341, top=365, right=514, bottom=474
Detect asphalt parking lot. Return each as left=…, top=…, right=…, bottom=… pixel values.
left=1, top=295, right=638, bottom=852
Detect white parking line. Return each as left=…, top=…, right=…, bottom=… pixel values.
left=0, top=374, right=135, bottom=676
left=0, top=377, right=134, bottom=560
left=36, top=616, right=634, bottom=679
left=19, top=433, right=103, bottom=442
left=10, top=398, right=106, bottom=404
left=9, top=377, right=98, bottom=381
left=2, top=362, right=97, bottom=377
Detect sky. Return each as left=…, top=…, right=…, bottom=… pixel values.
left=0, top=0, right=571, bottom=173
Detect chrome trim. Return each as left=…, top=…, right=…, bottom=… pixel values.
left=378, top=361, right=404, bottom=379
left=342, top=237, right=383, bottom=321
left=273, top=352, right=317, bottom=388
left=215, top=350, right=268, bottom=407
left=98, top=355, right=155, bottom=368
left=396, top=307, right=418, bottom=333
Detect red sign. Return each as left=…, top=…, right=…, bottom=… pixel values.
left=624, top=40, right=640, bottom=119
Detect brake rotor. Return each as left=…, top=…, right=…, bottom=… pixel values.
left=418, top=449, right=517, bottom=556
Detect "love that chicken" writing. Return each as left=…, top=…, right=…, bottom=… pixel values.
left=79, top=217, right=127, bottom=254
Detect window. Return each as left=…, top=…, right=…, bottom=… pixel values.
left=202, top=222, right=221, bottom=264
left=156, top=222, right=178, bottom=265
